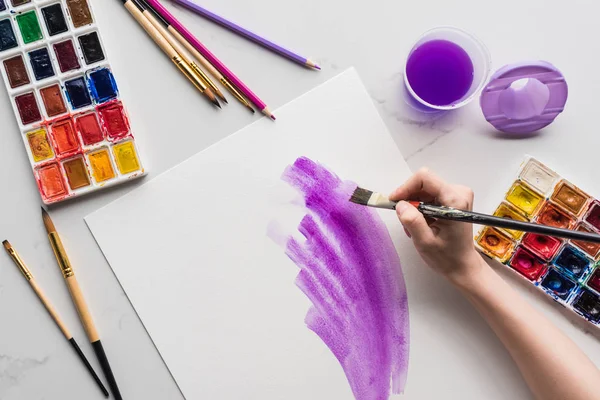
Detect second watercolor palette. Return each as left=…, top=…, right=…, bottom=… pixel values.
left=476, top=157, right=600, bottom=328
left=0, top=0, right=145, bottom=204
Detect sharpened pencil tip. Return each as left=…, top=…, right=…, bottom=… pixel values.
left=270, top=115, right=276, bottom=121
left=2, top=240, right=10, bottom=250
left=314, top=64, right=321, bottom=70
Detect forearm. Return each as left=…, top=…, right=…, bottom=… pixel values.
left=454, top=255, right=600, bottom=400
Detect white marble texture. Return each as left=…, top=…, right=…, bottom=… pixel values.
left=0, top=0, right=599, bottom=398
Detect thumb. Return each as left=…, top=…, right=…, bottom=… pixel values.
left=396, top=201, right=435, bottom=245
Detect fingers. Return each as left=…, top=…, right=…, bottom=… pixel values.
left=438, top=184, right=475, bottom=210
left=390, top=168, right=446, bottom=202
left=396, top=201, right=436, bottom=246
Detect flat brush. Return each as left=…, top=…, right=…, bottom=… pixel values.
left=2, top=240, right=109, bottom=398
left=349, top=187, right=600, bottom=244
left=42, top=208, right=123, bottom=400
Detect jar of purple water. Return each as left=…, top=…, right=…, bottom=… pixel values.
left=404, top=27, right=491, bottom=112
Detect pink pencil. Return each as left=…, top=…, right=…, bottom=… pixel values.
left=144, top=0, right=275, bottom=120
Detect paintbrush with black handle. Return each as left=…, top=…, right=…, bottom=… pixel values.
left=350, top=187, right=600, bottom=244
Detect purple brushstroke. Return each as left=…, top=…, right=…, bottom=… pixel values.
left=282, top=157, right=410, bottom=399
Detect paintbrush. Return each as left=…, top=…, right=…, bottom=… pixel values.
left=41, top=208, right=123, bottom=400
left=2, top=240, right=109, bottom=398
left=135, top=0, right=227, bottom=104
left=141, top=0, right=254, bottom=112
left=136, top=0, right=228, bottom=104
left=144, top=0, right=275, bottom=119
left=119, top=0, right=221, bottom=108
left=349, top=187, right=600, bottom=243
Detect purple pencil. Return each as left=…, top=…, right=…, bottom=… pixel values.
left=145, top=0, right=275, bottom=119
left=169, top=0, right=320, bottom=70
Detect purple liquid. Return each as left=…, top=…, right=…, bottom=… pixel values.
left=406, top=39, right=474, bottom=106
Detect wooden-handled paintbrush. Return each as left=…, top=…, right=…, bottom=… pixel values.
left=350, top=187, right=600, bottom=244
left=42, top=208, right=123, bottom=400
left=2, top=240, right=109, bottom=398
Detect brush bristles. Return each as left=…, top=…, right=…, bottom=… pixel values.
left=349, top=187, right=374, bottom=206
left=2, top=240, right=10, bottom=250
left=41, top=207, right=56, bottom=233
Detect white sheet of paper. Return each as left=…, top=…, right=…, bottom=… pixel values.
left=86, top=69, right=532, bottom=399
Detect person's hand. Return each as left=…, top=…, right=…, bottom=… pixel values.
left=389, top=168, right=486, bottom=284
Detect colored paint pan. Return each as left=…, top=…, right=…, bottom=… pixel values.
left=551, top=180, right=590, bottom=217
left=112, top=140, right=140, bottom=174
left=36, top=162, right=67, bottom=201
left=11, top=0, right=31, bottom=6
left=87, top=148, right=115, bottom=183
left=98, top=101, right=129, bottom=139
left=505, top=181, right=543, bottom=217
left=40, top=84, right=67, bottom=117
left=540, top=268, right=577, bottom=301
left=78, top=31, right=104, bottom=65
left=28, top=47, right=55, bottom=80
left=536, top=202, right=575, bottom=229
left=65, top=0, right=93, bottom=28
left=41, top=4, right=68, bottom=36
left=509, top=246, right=547, bottom=281
left=50, top=118, right=79, bottom=156
left=571, top=223, right=600, bottom=259
left=587, top=268, right=600, bottom=293
left=553, top=245, right=590, bottom=280
left=75, top=112, right=103, bottom=145
left=0, top=19, right=18, bottom=52
left=16, top=10, right=43, bottom=44
left=573, top=289, right=600, bottom=323
left=64, top=76, right=92, bottom=109
left=521, top=232, right=562, bottom=261
left=15, top=92, right=41, bottom=125
left=476, top=227, right=514, bottom=262
left=27, top=128, right=54, bottom=162
left=518, top=158, right=558, bottom=195
left=88, top=68, right=118, bottom=103
left=3, top=55, right=30, bottom=88
left=63, top=157, right=90, bottom=190
left=493, top=202, right=528, bottom=239
left=53, top=39, right=80, bottom=73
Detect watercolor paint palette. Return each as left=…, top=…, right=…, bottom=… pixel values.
left=476, top=157, right=600, bottom=327
left=0, top=0, right=144, bottom=204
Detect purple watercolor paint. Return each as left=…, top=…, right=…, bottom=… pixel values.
left=406, top=39, right=474, bottom=106
left=281, top=157, right=410, bottom=399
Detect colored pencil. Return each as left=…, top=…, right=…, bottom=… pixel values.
left=169, top=0, right=320, bottom=70
left=119, top=0, right=221, bottom=108
left=42, top=208, right=123, bottom=400
left=349, top=187, right=600, bottom=243
left=137, top=0, right=229, bottom=104
left=144, top=0, right=276, bottom=119
left=2, top=240, right=109, bottom=398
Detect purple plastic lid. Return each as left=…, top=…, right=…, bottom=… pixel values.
left=480, top=61, right=568, bottom=133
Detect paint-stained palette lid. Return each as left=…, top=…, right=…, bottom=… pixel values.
left=480, top=61, right=568, bottom=134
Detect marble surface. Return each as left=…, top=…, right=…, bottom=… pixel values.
left=0, top=0, right=599, bottom=398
